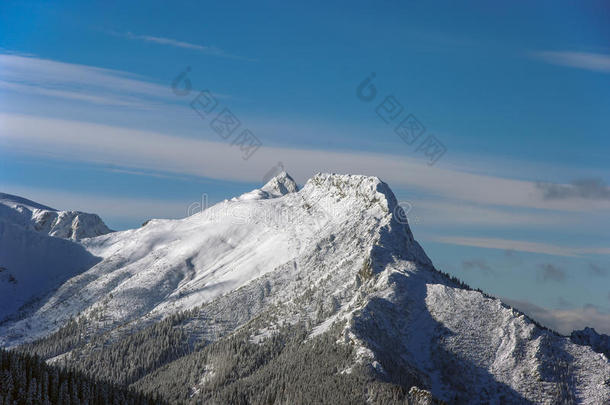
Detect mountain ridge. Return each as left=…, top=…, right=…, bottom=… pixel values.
left=1, top=173, right=609, bottom=404
left=0, top=192, right=112, bottom=240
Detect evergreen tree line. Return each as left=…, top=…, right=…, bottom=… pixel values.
left=70, top=310, right=194, bottom=385
left=0, top=348, right=165, bottom=405
left=20, top=317, right=88, bottom=360
left=22, top=308, right=199, bottom=387
left=133, top=322, right=442, bottom=404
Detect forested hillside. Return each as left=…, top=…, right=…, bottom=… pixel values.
left=0, top=348, right=163, bottom=405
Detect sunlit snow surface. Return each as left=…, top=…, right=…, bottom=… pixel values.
left=1, top=173, right=608, bottom=403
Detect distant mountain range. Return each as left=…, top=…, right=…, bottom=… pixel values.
left=0, top=174, right=608, bottom=404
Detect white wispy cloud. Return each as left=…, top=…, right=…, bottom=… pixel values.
left=410, top=200, right=575, bottom=228
left=0, top=54, right=608, bottom=232
left=0, top=53, right=174, bottom=108
left=533, top=50, right=610, bottom=73
left=0, top=80, right=151, bottom=108
left=431, top=236, right=610, bottom=257
left=2, top=113, right=610, bottom=215
left=122, top=32, right=254, bottom=61
left=0, top=53, right=230, bottom=109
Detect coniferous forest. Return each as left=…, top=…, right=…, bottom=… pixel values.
left=0, top=348, right=164, bottom=405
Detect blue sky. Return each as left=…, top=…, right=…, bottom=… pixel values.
left=1, top=0, right=609, bottom=334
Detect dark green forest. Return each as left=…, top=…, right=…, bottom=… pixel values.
left=0, top=348, right=164, bottom=405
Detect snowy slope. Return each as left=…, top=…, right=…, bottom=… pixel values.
left=1, top=174, right=608, bottom=403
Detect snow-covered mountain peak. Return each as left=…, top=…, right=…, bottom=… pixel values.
left=0, top=192, right=112, bottom=240
left=301, top=173, right=404, bottom=219
left=0, top=192, right=56, bottom=212
left=299, top=173, right=430, bottom=266
left=2, top=175, right=609, bottom=404
left=260, top=171, right=299, bottom=197
left=305, top=173, right=389, bottom=198
left=0, top=172, right=424, bottom=344
left=233, top=171, right=299, bottom=201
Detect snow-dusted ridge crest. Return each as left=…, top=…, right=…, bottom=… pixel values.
left=232, top=171, right=299, bottom=201
left=0, top=192, right=112, bottom=240
left=0, top=172, right=426, bottom=343
left=1, top=173, right=609, bottom=404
